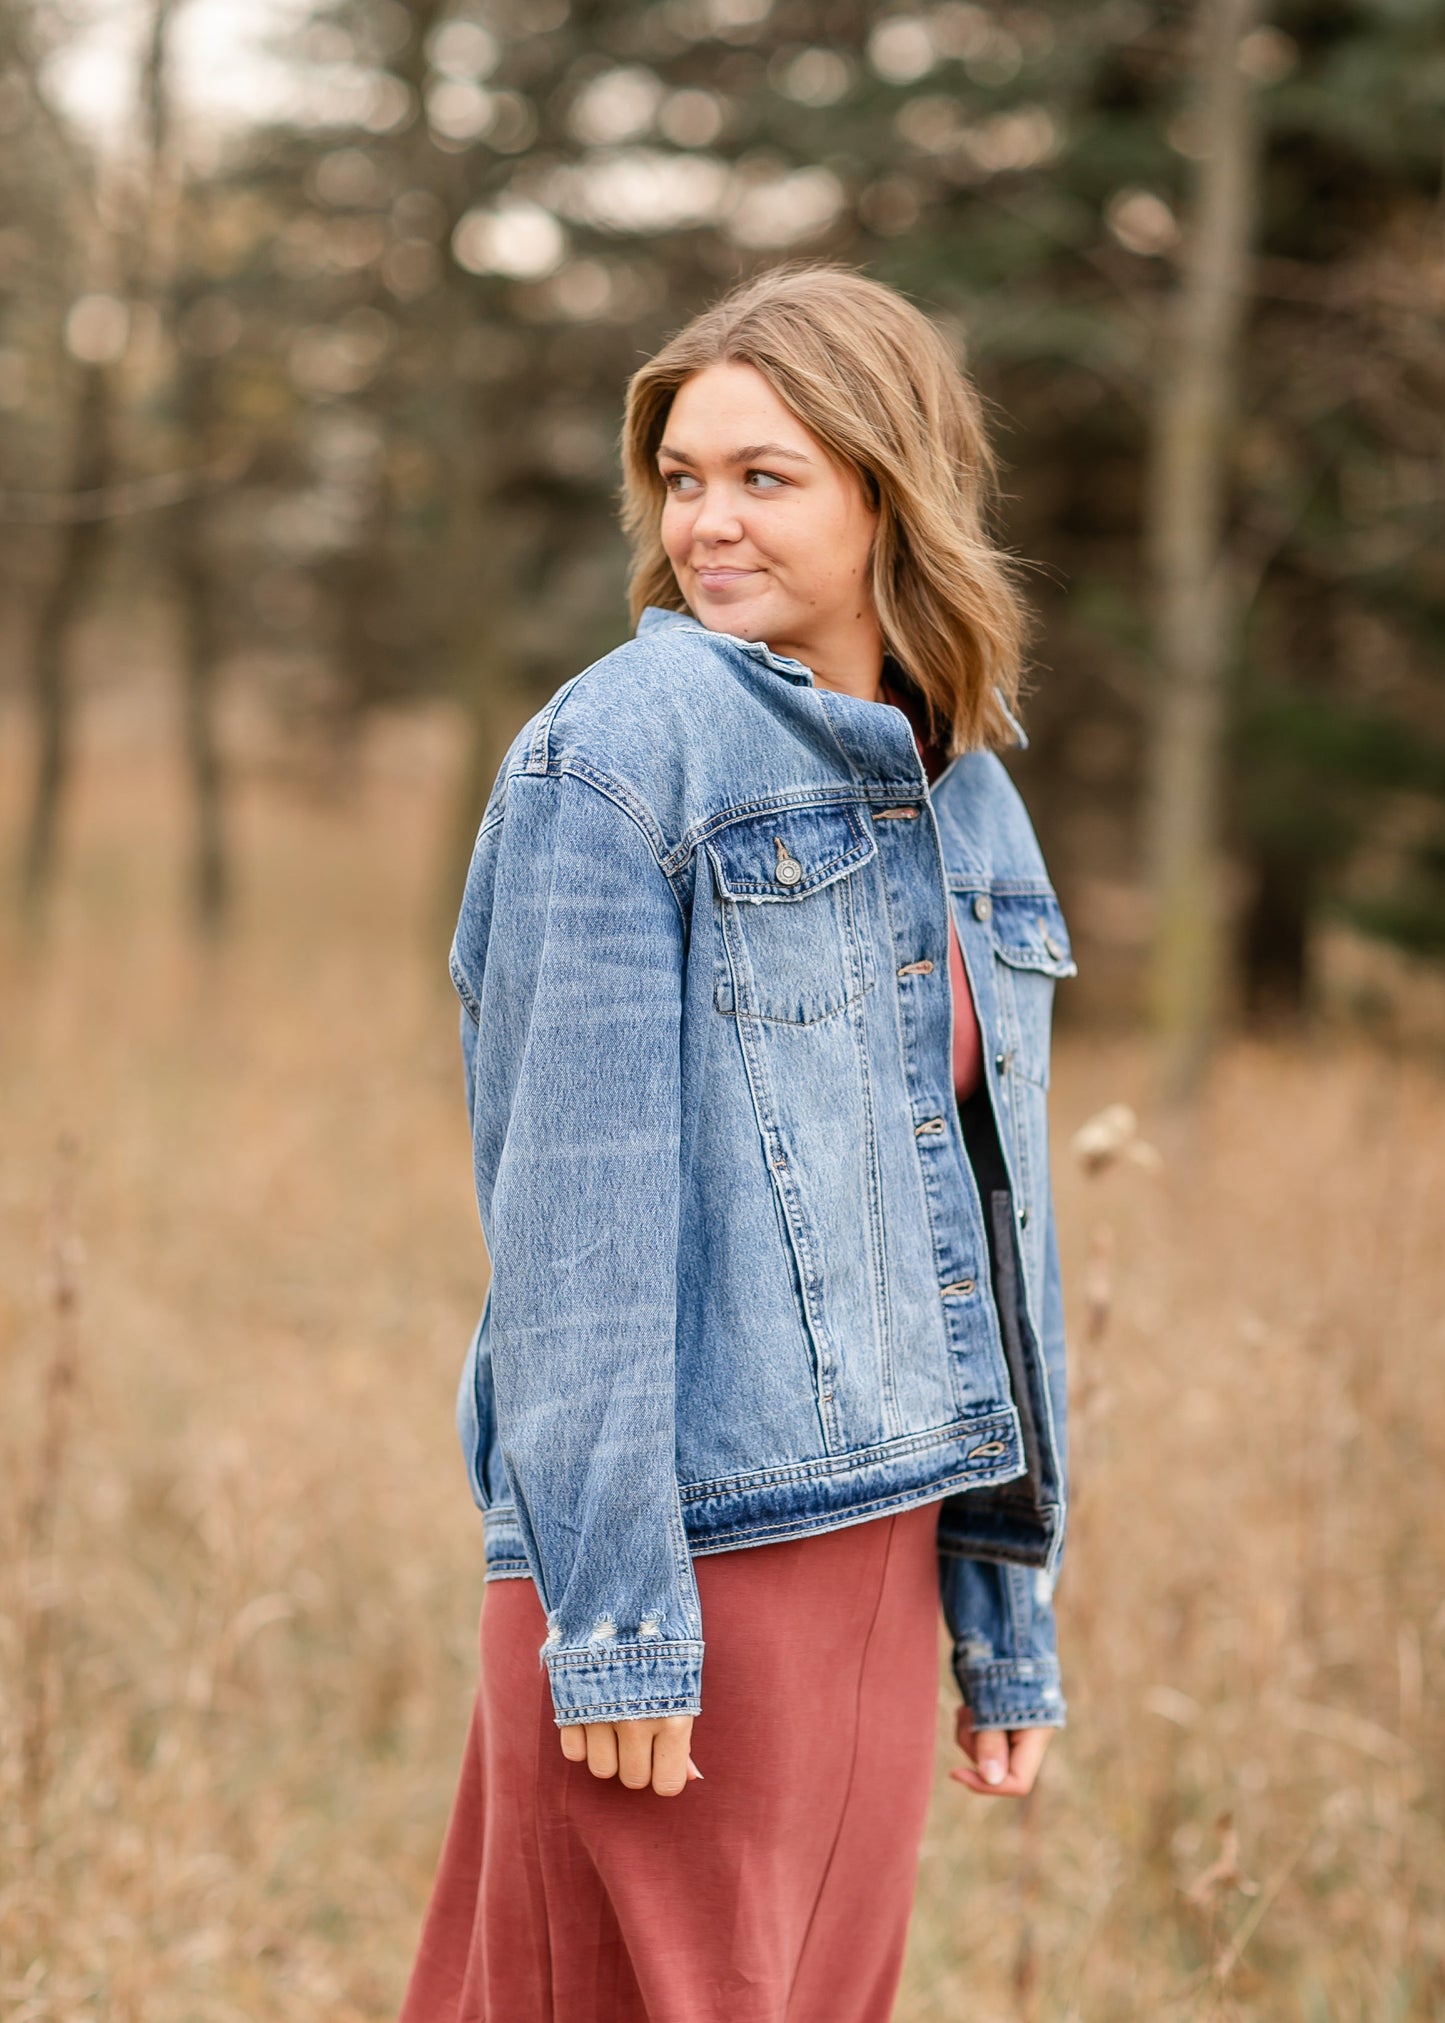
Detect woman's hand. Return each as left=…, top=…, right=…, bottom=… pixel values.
left=950, top=1707, right=1053, bottom=1797
left=559, top=1715, right=701, bottom=1797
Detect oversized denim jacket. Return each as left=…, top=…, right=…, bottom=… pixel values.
left=449, top=606, right=1076, bottom=1732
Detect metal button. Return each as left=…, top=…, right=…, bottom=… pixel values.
left=1042, top=929, right=1063, bottom=959
left=994, top=1050, right=1011, bottom=1074
left=973, top=894, right=992, bottom=922
left=1018, top=1204, right=1029, bottom=1227
left=773, top=837, right=804, bottom=887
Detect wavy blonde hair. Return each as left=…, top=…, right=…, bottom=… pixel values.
left=619, top=261, right=1029, bottom=755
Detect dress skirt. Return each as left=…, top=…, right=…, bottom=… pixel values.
left=398, top=1499, right=945, bottom=2023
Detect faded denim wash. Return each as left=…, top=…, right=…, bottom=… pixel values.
left=449, top=605, right=1076, bottom=1731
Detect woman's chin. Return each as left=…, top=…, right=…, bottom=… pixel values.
left=690, top=585, right=779, bottom=638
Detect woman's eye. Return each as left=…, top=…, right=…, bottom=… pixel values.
left=661, top=470, right=699, bottom=493
left=746, top=469, right=785, bottom=489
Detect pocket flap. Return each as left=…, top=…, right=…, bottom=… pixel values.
left=988, top=891, right=1077, bottom=977
left=706, top=803, right=876, bottom=902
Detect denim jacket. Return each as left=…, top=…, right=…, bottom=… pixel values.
left=449, top=605, right=1075, bottom=1731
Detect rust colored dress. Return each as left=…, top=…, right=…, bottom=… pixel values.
left=399, top=682, right=981, bottom=2023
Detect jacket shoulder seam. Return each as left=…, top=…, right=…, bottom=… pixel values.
left=512, top=762, right=687, bottom=927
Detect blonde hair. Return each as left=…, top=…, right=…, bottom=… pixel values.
left=619, top=262, right=1029, bottom=754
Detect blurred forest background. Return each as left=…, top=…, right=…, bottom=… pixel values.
left=2, top=1, right=1444, bottom=2018
left=3, top=0, right=1444, bottom=1049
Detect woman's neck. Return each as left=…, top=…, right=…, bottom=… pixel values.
left=767, top=615, right=885, bottom=703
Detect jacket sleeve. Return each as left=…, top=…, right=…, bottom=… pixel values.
left=938, top=1193, right=1068, bottom=1731
left=451, top=768, right=703, bottom=1727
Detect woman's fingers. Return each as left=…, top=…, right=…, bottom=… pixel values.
left=1007, top=1726, right=1052, bottom=1791
left=616, top=1721, right=655, bottom=1790
left=559, top=1717, right=699, bottom=1796
left=949, top=1716, right=1053, bottom=1798
left=972, top=1726, right=1012, bottom=1787
left=584, top=1723, right=620, bottom=1781
left=648, top=1716, right=694, bottom=1798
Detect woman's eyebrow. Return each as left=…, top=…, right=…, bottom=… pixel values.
left=656, top=441, right=814, bottom=467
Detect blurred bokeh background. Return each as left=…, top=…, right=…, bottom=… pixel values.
left=2, top=2, right=1443, bottom=2017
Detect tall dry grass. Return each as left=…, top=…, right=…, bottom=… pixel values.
left=1, top=697, right=1442, bottom=2021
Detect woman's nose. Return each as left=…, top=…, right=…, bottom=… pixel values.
left=690, top=485, right=744, bottom=544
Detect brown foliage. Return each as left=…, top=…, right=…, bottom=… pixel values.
left=1, top=704, right=1442, bottom=2018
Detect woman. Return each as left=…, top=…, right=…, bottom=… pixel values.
left=400, top=263, right=1075, bottom=2023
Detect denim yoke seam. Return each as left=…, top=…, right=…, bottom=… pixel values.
left=668, top=788, right=869, bottom=875
left=549, top=757, right=689, bottom=926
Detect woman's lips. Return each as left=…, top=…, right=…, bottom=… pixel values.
left=694, top=567, right=761, bottom=593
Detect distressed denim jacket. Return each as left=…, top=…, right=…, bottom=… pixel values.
left=449, top=605, right=1076, bottom=1731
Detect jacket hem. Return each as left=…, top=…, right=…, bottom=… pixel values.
left=480, top=1410, right=1029, bottom=1578
left=680, top=1408, right=1026, bottom=1547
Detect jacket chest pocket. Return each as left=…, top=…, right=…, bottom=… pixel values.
left=707, top=803, right=878, bottom=1026
left=985, top=889, right=1076, bottom=1088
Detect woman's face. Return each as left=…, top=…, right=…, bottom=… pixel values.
left=657, top=360, right=880, bottom=679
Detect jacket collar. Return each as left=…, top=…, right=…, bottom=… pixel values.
left=636, top=602, right=1027, bottom=748
left=637, top=604, right=816, bottom=686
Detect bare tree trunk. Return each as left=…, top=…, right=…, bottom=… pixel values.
left=169, top=348, right=228, bottom=930
left=22, top=365, right=111, bottom=918
left=141, top=0, right=231, bottom=928
left=19, top=0, right=182, bottom=923
left=1143, top=0, right=1262, bottom=1106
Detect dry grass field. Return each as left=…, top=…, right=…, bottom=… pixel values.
left=2, top=696, right=1443, bottom=2022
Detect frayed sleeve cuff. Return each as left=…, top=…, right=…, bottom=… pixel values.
left=955, top=1655, right=1067, bottom=1731
left=544, top=1640, right=705, bottom=1726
